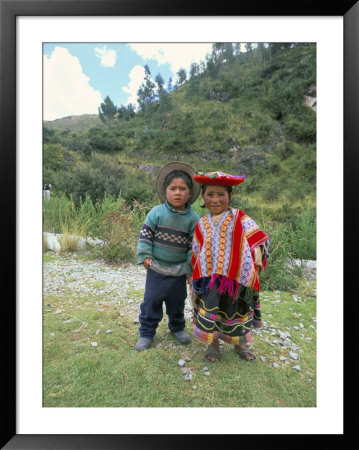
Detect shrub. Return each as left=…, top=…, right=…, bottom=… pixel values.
left=99, top=200, right=144, bottom=263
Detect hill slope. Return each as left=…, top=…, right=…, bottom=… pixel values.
left=43, top=43, right=316, bottom=222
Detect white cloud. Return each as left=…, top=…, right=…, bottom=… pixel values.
left=94, top=46, right=117, bottom=67
left=122, top=65, right=146, bottom=109
left=128, top=43, right=212, bottom=77
left=43, top=46, right=103, bottom=121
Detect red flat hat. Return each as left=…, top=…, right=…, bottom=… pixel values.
left=193, top=171, right=246, bottom=186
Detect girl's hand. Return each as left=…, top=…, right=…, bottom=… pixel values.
left=186, top=274, right=192, bottom=285
left=143, top=258, right=153, bottom=269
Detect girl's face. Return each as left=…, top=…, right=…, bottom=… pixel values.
left=202, top=185, right=232, bottom=215
left=165, top=177, right=191, bottom=210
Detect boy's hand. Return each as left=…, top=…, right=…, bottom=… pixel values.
left=186, top=274, right=192, bottom=285
left=143, top=258, right=153, bottom=269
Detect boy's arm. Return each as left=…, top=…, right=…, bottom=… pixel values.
left=137, top=209, right=158, bottom=265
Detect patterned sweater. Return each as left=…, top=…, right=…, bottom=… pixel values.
left=137, top=201, right=199, bottom=275
left=191, top=208, right=270, bottom=298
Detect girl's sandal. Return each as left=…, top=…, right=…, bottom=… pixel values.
left=235, top=346, right=256, bottom=362
left=204, top=345, right=221, bottom=362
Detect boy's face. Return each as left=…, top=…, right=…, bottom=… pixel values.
left=165, top=177, right=191, bottom=210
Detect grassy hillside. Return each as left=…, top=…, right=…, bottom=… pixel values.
left=43, top=43, right=316, bottom=224
left=44, top=114, right=102, bottom=132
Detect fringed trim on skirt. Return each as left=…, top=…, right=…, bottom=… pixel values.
left=192, top=274, right=257, bottom=303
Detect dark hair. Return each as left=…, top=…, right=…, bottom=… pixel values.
left=164, top=170, right=193, bottom=190
left=200, top=184, right=233, bottom=208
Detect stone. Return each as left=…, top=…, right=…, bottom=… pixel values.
left=204, top=371, right=210, bottom=376
left=178, top=359, right=186, bottom=367
left=273, top=363, right=280, bottom=368
left=91, top=342, right=98, bottom=347
left=293, top=365, right=302, bottom=372
left=184, top=373, right=193, bottom=382
left=259, top=356, right=266, bottom=362
left=289, top=352, right=299, bottom=360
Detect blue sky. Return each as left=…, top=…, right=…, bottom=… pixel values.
left=43, top=43, right=213, bottom=121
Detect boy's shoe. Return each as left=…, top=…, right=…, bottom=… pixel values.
left=171, top=330, right=191, bottom=344
left=135, top=337, right=152, bottom=351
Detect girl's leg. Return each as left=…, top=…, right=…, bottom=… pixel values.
left=234, top=344, right=256, bottom=361
left=204, top=338, right=220, bottom=362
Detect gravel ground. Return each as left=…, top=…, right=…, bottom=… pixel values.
left=43, top=254, right=194, bottom=319
left=43, top=253, right=316, bottom=377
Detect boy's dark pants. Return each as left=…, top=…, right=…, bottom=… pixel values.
left=139, top=268, right=187, bottom=339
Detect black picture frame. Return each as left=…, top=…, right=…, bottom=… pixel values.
left=1, top=0, right=356, bottom=448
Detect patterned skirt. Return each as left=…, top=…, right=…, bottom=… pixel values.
left=192, top=278, right=262, bottom=346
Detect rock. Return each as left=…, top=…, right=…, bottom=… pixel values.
left=293, top=365, right=302, bottom=372
left=178, top=359, right=186, bottom=367
left=184, top=357, right=191, bottom=362
left=259, top=356, right=266, bottom=362
left=192, top=385, right=197, bottom=390
left=289, top=352, right=299, bottom=360
left=279, top=356, right=287, bottom=361
left=184, top=373, right=193, bottom=382
left=49, top=333, right=55, bottom=337
left=91, top=342, right=98, bottom=347
left=273, top=362, right=280, bottom=368
left=203, top=371, right=210, bottom=376
left=106, top=329, right=113, bottom=334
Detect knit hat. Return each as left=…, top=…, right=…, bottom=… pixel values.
left=156, top=161, right=201, bottom=204
left=193, top=171, right=246, bottom=186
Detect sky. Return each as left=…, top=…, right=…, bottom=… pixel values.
left=43, top=43, right=214, bottom=121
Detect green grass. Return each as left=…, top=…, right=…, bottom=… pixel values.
left=43, top=261, right=316, bottom=408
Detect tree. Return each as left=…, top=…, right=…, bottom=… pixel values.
left=189, top=62, right=199, bottom=79
left=155, top=73, right=165, bottom=99
left=233, top=43, right=241, bottom=57
left=167, top=77, right=173, bottom=93
left=137, top=65, right=156, bottom=112
left=176, top=68, right=187, bottom=85
left=117, top=103, right=136, bottom=121
left=98, top=96, right=117, bottom=126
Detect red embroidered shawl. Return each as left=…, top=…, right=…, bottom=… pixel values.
left=191, top=208, right=269, bottom=296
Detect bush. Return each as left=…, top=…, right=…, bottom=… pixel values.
left=99, top=200, right=142, bottom=263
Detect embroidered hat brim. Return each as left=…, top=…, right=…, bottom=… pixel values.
left=193, top=172, right=246, bottom=186
left=156, top=161, right=201, bottom=204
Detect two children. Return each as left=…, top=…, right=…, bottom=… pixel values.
left=135, top=165, right=269, bottom=363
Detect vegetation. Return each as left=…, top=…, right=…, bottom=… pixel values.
left=43, top=252, right=316, bottom=408
left=43, top=42, right=316, bottom=282
left=43, top=43, right=316, bottom=222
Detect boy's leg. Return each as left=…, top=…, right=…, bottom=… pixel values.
left=164, top=275, right=187, bottom=335
left=138, top=269, right=164, bottom=339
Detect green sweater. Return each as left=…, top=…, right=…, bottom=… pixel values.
left=137, top=201, right=199, bottom=275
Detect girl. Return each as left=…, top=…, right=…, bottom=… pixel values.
left=191, top=171, right=270, bottom=362
left=135, top=162, right=200, bottom=351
